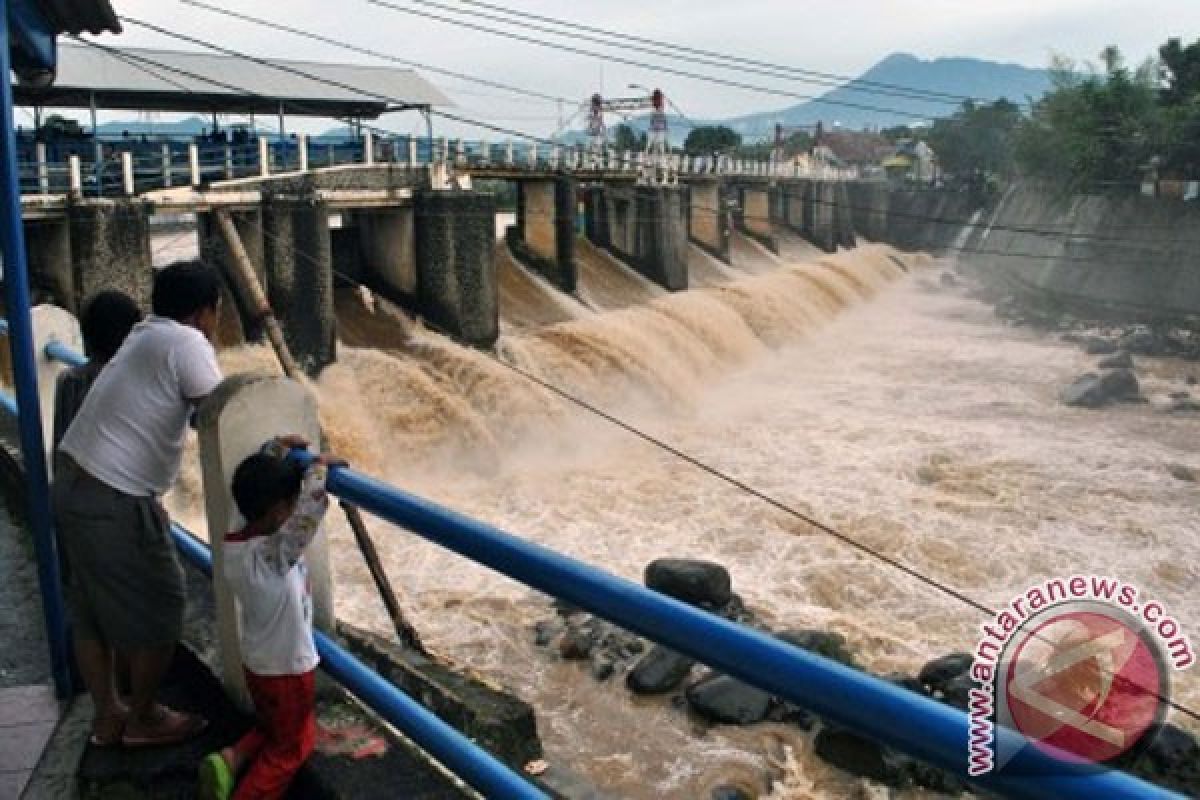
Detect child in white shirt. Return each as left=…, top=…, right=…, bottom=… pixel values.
left=199, top=437, right=340, bottom=800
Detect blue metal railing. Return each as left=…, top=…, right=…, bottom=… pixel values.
left=8, top=328, right=1182, bottom=799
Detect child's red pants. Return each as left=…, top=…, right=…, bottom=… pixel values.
left=232, top=668, right=317, bottom=800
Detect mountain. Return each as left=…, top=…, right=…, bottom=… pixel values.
left=560, top=53, right=1053, bottom=144
left=723, top=53, right=1053, bottom=138
left=94, top=115, right=269, bottom=137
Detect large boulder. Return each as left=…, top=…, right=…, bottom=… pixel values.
left=1098, top=350, right=1134, bottom=369
left=917, top=653, right=972, bottom=696
left=1062, top=369, right=1141, bottom=408
left=1118, top=328, right=1161, bottom=355
left=1118, top=723, right=1200, bottom=796
left=813, top=727, right=911, bottom=788
left=1081, top=336, right=1119, bottom=355
left=626, top=645, right=695, bottom=694
left=644, top=559, right=733, bottom=608
left=685, top=673, right=772, bottom=725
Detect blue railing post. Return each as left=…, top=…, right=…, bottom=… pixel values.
left=0, top=0, right=72, bottom=698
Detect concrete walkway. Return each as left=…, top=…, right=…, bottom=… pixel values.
left=0, top=503, right=58, bottom=799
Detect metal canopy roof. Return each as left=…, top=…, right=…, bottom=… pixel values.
left=13, top=43, right=451, bottom=118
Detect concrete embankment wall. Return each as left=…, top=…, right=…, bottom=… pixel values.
left=957, top=184, right=1200, bottom=322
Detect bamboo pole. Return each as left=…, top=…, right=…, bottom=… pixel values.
left=213, top=209, right=425, bottom=652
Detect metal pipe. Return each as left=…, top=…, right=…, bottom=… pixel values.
left=0, top=2, right=72, bottom=698
left=306, top=459, right=1179, bottom=800
left=165, top=523, right=546, bottom=800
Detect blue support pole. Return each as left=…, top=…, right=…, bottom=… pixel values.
left=310, top=460, right=1180, bottom=800
left=0, top=0, right=72, bottom=698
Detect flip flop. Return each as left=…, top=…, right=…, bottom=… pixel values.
left=198, top=752, right=235, bottom=800
left=88, top=711, right=129, bottom=748
left=121, top=708, right=208, bottom=748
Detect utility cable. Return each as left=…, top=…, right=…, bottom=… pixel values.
left=366, top=0, right=948, bottom=121
left=438, top=0, right=979, bottom=105
left=382, top=0, right=966, bottom=107
left=179, top=0, right=577, bottom=106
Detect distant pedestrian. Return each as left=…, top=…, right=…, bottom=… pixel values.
left=199, top=437, right=341, bottom=800
left=51, top=289, right=142, bottom=452
left=54, top=259, right=223, bottom=748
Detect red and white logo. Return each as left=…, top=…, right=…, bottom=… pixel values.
left=1001, top=606, right=1165, bottom=765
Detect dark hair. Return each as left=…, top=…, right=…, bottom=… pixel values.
left=231, top=453, right=306, bottom=523
left=152, top=260, right=221, bottom=321
left=80, top=290, right=142, bottom=363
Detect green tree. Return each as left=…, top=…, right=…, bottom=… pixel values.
left=683, top=125, right=741, bottom=155
left=1159, top=37, right=1200, bottom=104
left=927, top=99, right=1022, bottom=180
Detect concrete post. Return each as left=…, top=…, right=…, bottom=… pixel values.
left=812, top=181, right=837, bottom=252
left=36, top=142, right=48, bottom=194
left=197, top=373, right=328, bottom=709
left=455, top=139, right=466, bottom=166
left=198, top=209, right=268, bottom=344
left=189, top=144, right=201, bottom=187
left=259, top=136, right=270, bottom=178
left=161, top=143, right=172, bottom=189
left=68, top=155, right=81, bottom=197
left=298, top=134, right=309, bottom=173
left=480, top=140, right=491, bottom=166
left=550, top=146, right=560, bottom=170
left=262, top=192, right=336, bottom=374
left=363, top=131, right=375, bottom=166
left=506, top=140, right=515, bottom=166
left=224, top=145, right=233, bottom=180
left=409, top=137, right=418, bottom=168
left=414, top=190, right=497, bottom=347
left=439, top=137, right=448, bottom=164
left=66, top=200, right=153, bottom=311
left=121, top=152, right=134, bottom=196
left=31, top=305, right=83, bottom=465
left=527, top=143, right=538, bottom=169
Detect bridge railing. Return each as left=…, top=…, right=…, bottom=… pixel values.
left=0, top=321, right=1185, bottom=800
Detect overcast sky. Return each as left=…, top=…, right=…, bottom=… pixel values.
left=45, top=0, right=1200, bottom=137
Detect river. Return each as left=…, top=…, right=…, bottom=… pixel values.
left=159, top=227, right=1199, bottom=798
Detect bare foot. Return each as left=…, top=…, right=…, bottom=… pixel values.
left=122, top=704, right=207, bottom=748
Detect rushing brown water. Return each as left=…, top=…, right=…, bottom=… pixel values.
left=157, top=227, right=1199, bottom=798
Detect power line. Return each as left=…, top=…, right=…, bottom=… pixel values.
left=116, top=15, right=564, bottom=146
left=439, top=0, right=980, bottom=106
left=180, top=0, right=577, bottom=107
left=366, top=0, right=949, bottom=122
left=389, top=0, right=966, bottom=107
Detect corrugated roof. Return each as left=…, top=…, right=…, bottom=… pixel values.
left=13, top=43, right=451, bottom=118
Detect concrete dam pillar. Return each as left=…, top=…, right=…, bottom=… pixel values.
left=414, top=190, right=498, bottom=348
left=812, top=181, right=837, bottom=253
left=584, top=185, right=688, bottom=291
left=687, top=179, right=729, bottom=263
left=198, top=209, right=268, bottom=344
left=197, top=373, right=329, bottom=710
left=834, top=181, right=857, bottom=250
left=262, top=192, right=336, bottom=375
left=60, top=200, right=153, bottom=312
left=847, top=181, right=889, bottom=242
left=509, top=177, right=577, bottom=292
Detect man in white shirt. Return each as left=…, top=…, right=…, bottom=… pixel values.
left=54, top=260, right=224, bottom=748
